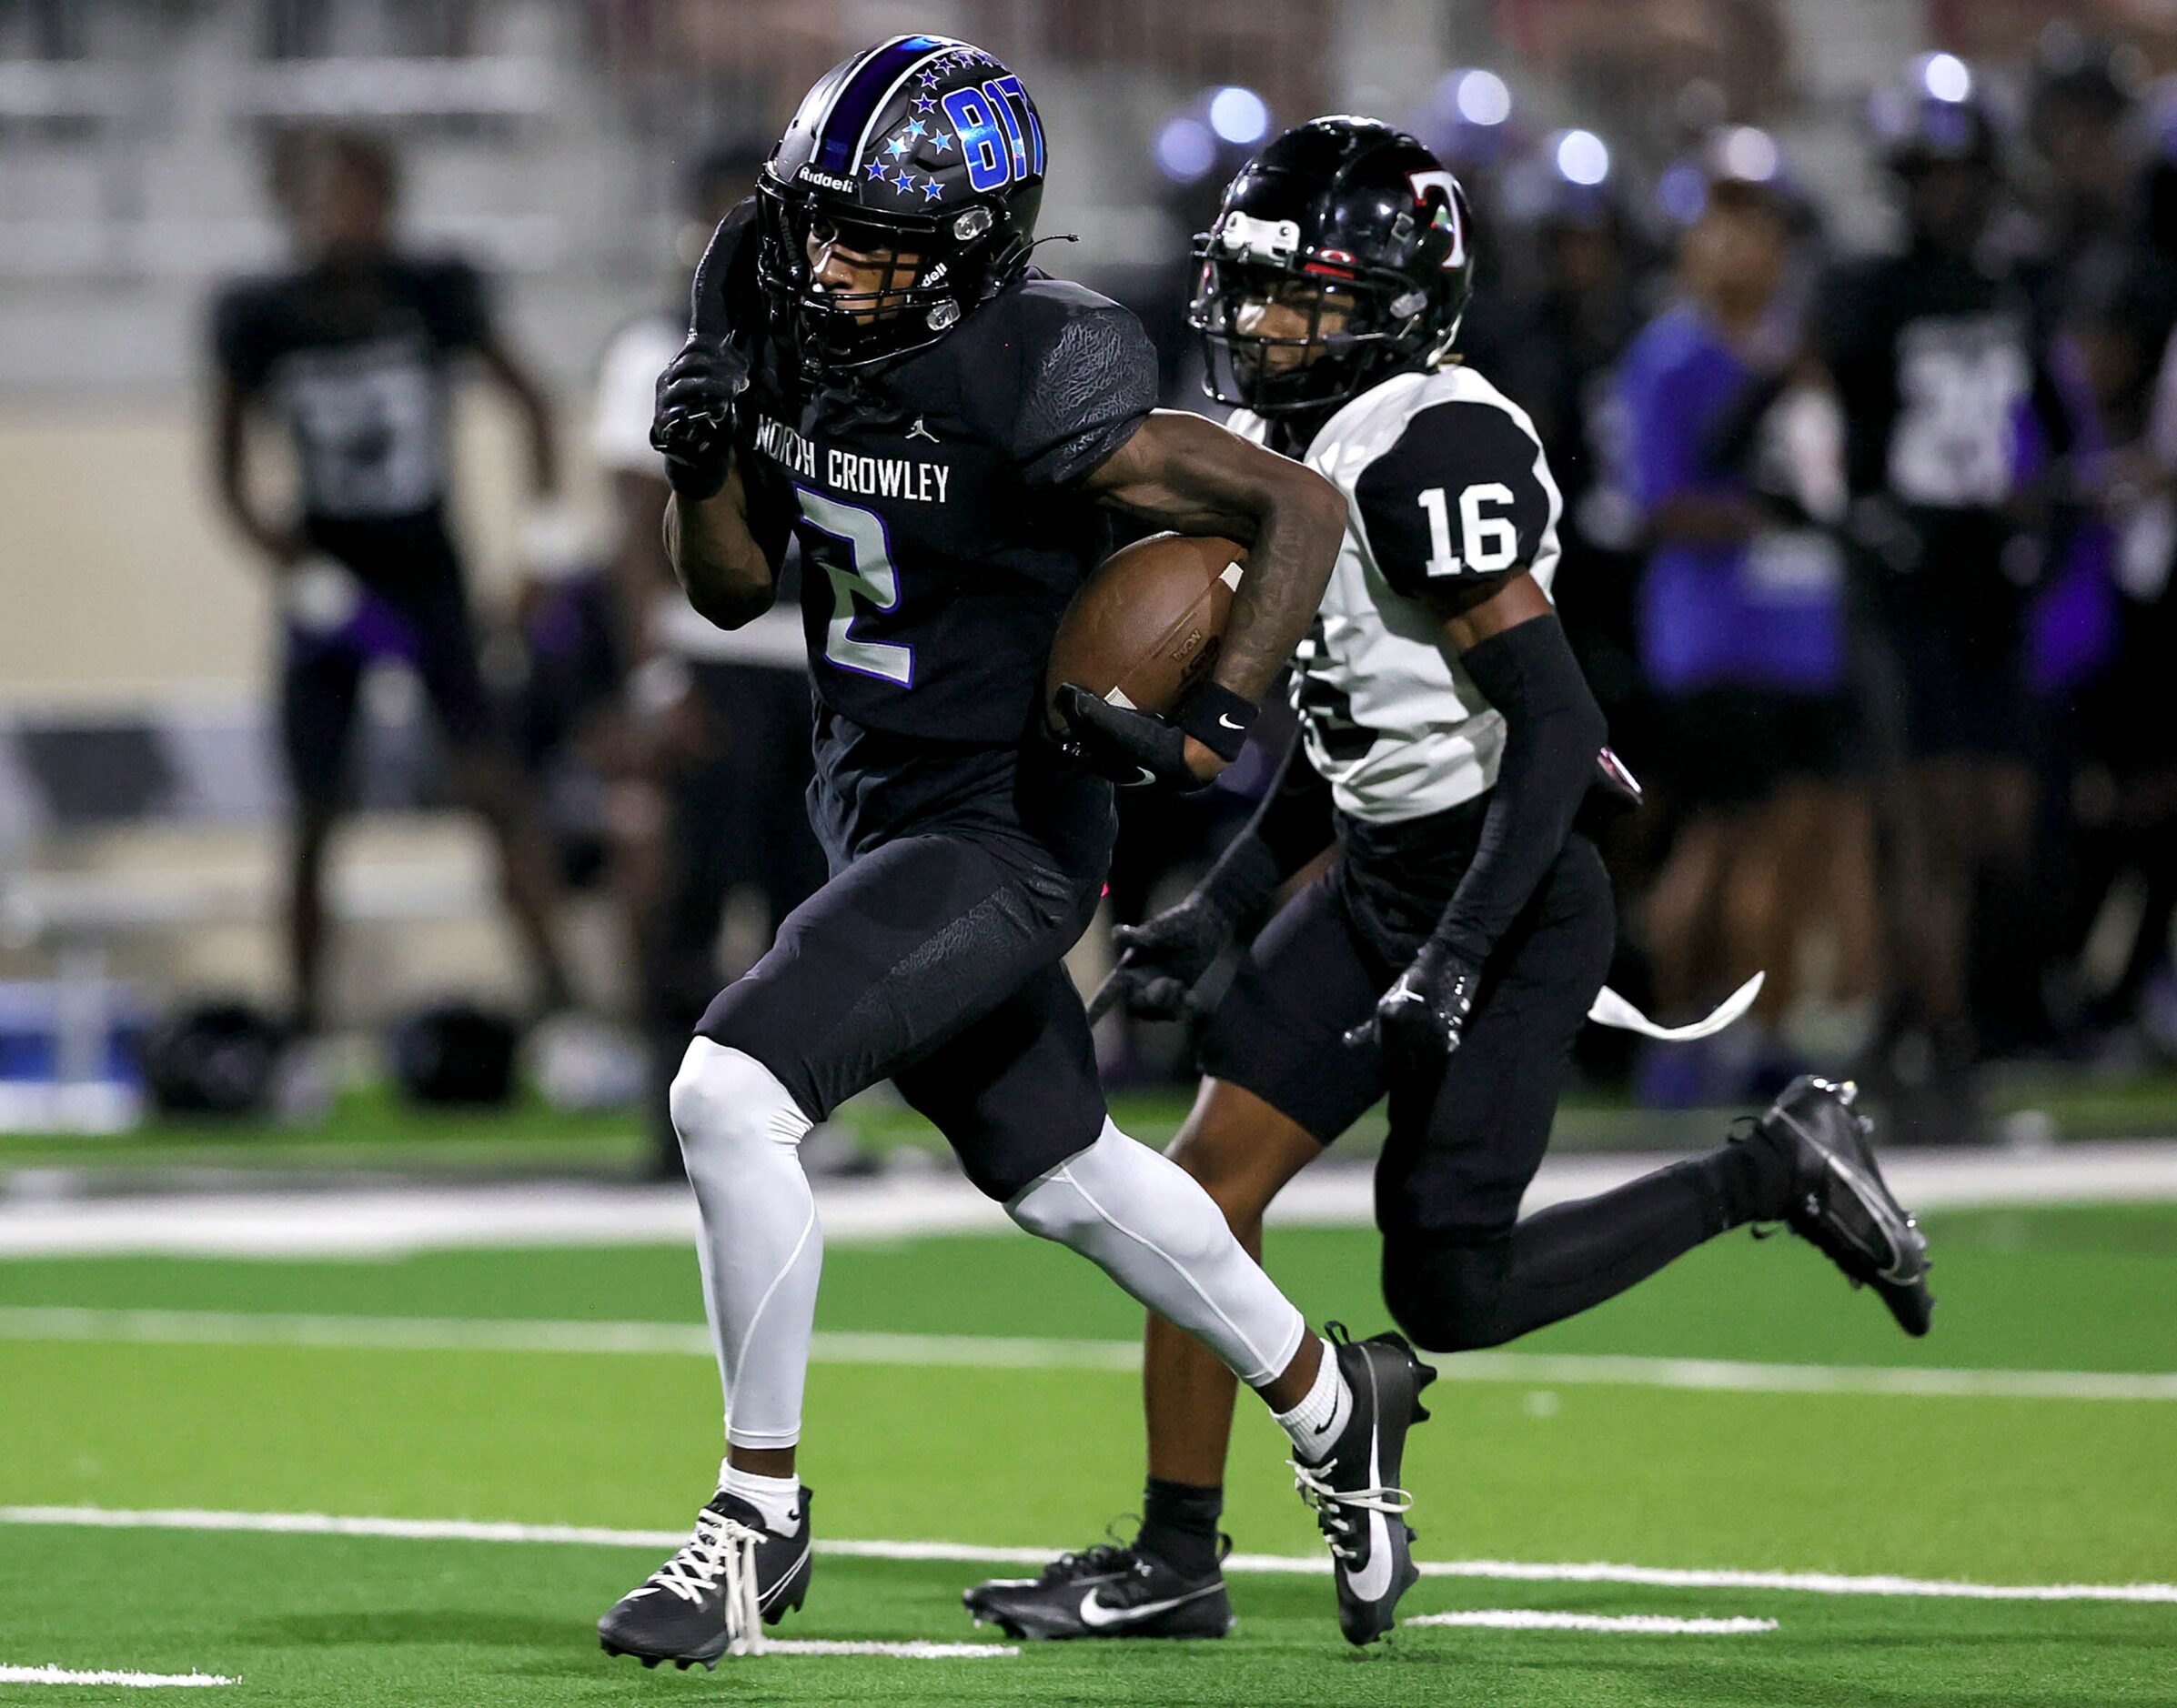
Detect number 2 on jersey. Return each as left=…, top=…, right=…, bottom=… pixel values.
left=796, top=487, right=914, bottom=687
left=1417, top=483, right=1517, bottom=577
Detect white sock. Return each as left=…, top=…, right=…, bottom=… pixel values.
left=1272, top=1339, right=1352, bottom=1463
left=720, top=1462, right=802, bottom=1536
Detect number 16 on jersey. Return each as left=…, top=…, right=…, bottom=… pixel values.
left=1418, top=483, right=1517, bottom=577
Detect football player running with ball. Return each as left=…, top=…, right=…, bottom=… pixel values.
left=968, top=118, right=1933, bottom=1646
left=598, top=43, right=1434, bottom=1669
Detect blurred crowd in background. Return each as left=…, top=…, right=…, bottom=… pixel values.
left=5, top=0, right=2177, bottom=1155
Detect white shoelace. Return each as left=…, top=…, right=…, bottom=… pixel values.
left=650, top=1509, right=768, bottom=1656
left=1288, top=1456, right=1415, bottom=1564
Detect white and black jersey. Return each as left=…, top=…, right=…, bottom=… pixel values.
left=1234, top=364, right=1562, bottom=826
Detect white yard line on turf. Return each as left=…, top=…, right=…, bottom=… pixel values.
left=761, top=1640, right=1017, bottom=1658
left=0, top=1665, right=234, bottom=1688
left=3, top=1305, right=2171, bottom=1402
left=4, top=1506, right=2173, bottom=1605
left=1411, top=1611, right=1777, bottom=1634
left=5, top=1141, right=2177, bottom=1257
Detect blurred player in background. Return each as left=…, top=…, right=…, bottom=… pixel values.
left=969, top=119, right=1930, bottom=1644
left=208, top=128, right=573, bottom=1035
left=591, top=142, right=823, bottom=1175
left=1827, top=65, right=2075, bottom=1127
left=1621, top=150, right=1876, bottom=1100
left=598, top=39, right=1429, bottom=1666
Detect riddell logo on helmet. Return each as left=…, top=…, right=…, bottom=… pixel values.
left=797, top=166, right=859, bottom=192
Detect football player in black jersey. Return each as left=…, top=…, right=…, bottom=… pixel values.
left=207, top=129, right=573, bottom=1034
left=596, top=41, right=1432, bottom=1668
left=1825, top=65, right=2074, bottom=1110
left=967, top=117, right=1933, bottom=1645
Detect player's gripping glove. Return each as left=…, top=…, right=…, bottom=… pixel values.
left=1345, top=939, right=1480, bottom=1087
left=651, top=333, right=750, bottom=501
left=1087, top=835, right=1281, bottom=1024
left=1055, top=681, right=1255, bottom=790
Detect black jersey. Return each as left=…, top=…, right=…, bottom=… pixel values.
left=210, top=255, right=492, bottom=526
left=1821, top=247, right=2052, bottom=522
left=711, top=203, right=1160, bottom=749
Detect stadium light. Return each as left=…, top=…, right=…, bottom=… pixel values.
left=1920, top=52, right=1972, bottom=104
left=1207, top=85, right=1270, bottom=146
left=1718, top=125, right=1780, bottom=183
left=1554, top=128, right=1610, bottom=186
left=1454, top=69, right=1511, bottom=127
left=1154, top=115, right=1218, bottom=182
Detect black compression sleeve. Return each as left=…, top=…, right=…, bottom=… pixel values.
left=1197, top=728, right=1335, bottom=924
left=1432, top=614, right=1607, bottom=967
left=1247, top=728, right=1337, bottom=878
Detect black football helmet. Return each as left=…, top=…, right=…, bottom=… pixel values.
left=759, top=35, right=1045, bottom=371
left=1190, top=116, right=1475, bottom=417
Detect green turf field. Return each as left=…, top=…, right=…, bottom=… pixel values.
left=5, top=1064, right=2177, bottom=1172
left=4, top=1203, right=2175, bottom=1703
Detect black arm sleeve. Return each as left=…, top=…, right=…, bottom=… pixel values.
left=1197, top=727, right=1335, bottom=924
left=1245, top=727, right=1336, bottom=878
left=1431, top=613, right=1608, bottom=967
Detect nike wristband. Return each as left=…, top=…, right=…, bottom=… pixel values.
left=1177, top=682, right=1258, bottom=764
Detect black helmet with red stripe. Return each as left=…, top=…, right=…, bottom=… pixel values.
left=1190, top=116, right=1475, bottom=416
left=759, top=35, right=1045, bottom=371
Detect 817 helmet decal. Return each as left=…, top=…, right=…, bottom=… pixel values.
left=760, top=35, right=1046, bottom=371
left=1191, top=116, right=1476, bottom=417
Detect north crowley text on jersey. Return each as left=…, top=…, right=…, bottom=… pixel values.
left=753, top=415, right=952, bottom=503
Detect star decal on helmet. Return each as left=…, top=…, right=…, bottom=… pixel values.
left=912, top=94, right=935, bottom=114
left=906, top=118, right=926, bottom=140
left=929, top=130, right=952, bottom=153
left=892, top=166, right=918, bottom=193
left=885, top=134, right=909, bottom=158
left=863, top=157, right=890, bottom=181
left=920, top=176, right=944, bottom=201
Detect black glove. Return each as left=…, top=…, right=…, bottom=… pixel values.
left=1054, top=683, right=1199, bottom=789
left=1087, top=837, right=1281, bottom=1024
left=1344, top=939, right=1480, bottom=1087
left=651, top=333, right=750, bottom=501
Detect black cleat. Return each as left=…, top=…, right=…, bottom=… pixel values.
left=964, top=1535, right=1233, bottom=1641
left=1290, top=1325, right=1436, bottom=1646
left=598, top=1484, right=814, bottom=1666
left=1753, top=1075, right=1934, bottom=1336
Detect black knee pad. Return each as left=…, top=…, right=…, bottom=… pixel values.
left=1381, top=1228, right=1517, bottom=1353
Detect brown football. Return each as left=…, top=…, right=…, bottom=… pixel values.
left=1044, top=532, right=1247, bottom=729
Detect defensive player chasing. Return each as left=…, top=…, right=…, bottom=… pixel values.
left=967, top=119, right=1935, bottom=1643
left=598, top=43, right=1432, bottom=1667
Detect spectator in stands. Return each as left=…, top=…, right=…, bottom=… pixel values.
left=1468, top=143, right=1655, bottom=810
left=2065, top=307, right=2177, bottom=1050
left=1618, top=158, right=1875, bottom=1102
left=207, top=128, right=574, bottom=1038
left=591, top=143, right=822, bottom=1175
left=1823, top=65, right=2075, bottom=1130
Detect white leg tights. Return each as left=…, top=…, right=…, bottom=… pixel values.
left=670, top=1039, right=821, bottom=1452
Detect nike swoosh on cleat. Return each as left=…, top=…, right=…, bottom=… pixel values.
left=1217, top=714, right=1245, bottom=731
left=1077, top=1584, right=1218, bottom=1629
left=1345, top=1457, right=1396, bottom=1604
